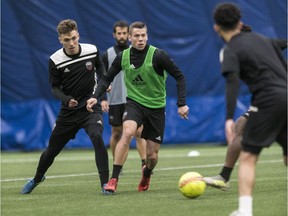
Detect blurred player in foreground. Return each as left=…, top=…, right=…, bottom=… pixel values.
left=204, top=24, right=287, bottom=190
left=213, top=3, right=287, bottom=216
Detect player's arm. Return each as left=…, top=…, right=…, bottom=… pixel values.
left=271, top=39, right=287, bottom=51
left=49, top=59, right=73, bottom=106
left=223, top=72, right=239, bottom=120
left=95, top=52, right=107, bottom=101
left=154, top=49, right=186, bottom=107
left=88, top=54, right=122, bottom=112
left=93, top=53, right=122, bottom=99
left=101, top=51, right=109, bottom=73
left=221, top=46, right=240, bottom=119
left=223, top=71, right=239, bottom=144
left=221, top=46, right=240, bottom=144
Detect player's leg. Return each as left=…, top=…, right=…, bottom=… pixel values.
left=104, top=100, right=145, bottom=193
left=138, top=106, right=164, bottom=192
left=21, top=122, right=75, bottom=194
left=104, top=120, right=138, bottom=192
left=231, top=94, right=286, bottom=216
left=110, top=125, right=123, bottom=160
left=108, top=104, right=125, bottom=161
left=135, top=125, right=146, bottom=167
left=225, top=115, right=247, bottom=167
left=34, top=130, right=71, bottom=181
left=83, top=112, right=109, bottom=191
left=204, top=115, right=247, bottom=190
left=138, top=140, right=160, bottom=191
left=230, top=150, right=259, bottom=216
left=145, top=140, right=160, bottom=171
left=113, top=120, right=138, bottom=165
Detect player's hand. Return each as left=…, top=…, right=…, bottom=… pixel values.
left=225, top=119, right=235, bottom=145
left=101, top=100, right=109, bottom=113
left=106, top=85, right=112, bottom=93
left=68, top=99, right=78, bottom=108
left=178, top=105, right=189, bottom=120
left=86, top=98, right=98, bottom=113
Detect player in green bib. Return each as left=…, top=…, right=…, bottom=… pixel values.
left=87, top=21, right=189, bottom=193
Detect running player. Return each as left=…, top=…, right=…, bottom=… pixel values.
left=101, top=20, right=146, bottom=170
left=87, top=21, right=189, bottom=193
left=21, top=19, right=110, bottom=195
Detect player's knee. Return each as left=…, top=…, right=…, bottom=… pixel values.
left=147, top=150, right=158, bottom=161
left=122, top=128, right=135, bottom=140
left=89, top=129, right=103, bottom=143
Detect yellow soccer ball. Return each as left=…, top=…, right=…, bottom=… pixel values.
left=178, top=172, right=206, bottom=199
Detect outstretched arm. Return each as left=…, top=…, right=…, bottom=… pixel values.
left=224, top=72, right=239, bottom=144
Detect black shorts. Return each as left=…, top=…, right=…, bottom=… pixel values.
left=123, top=99, right=165, bottom=144
left=242, top=91, right=287, bottom=155
left=52, top=106, right=104, bottom=141
left=108, top=104, right=125, bottom=126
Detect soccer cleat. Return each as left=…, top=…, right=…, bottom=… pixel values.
left=103, top=178, right=118, bottom=193
left=21, top=176, right=45, bottom=194
left=203, top=175, right=230, bottom=191
left=229, top=210, right=252, bottom=216
left=102, top=183, right=113, bottom=195
left=138, top=165, right=151, bottom=192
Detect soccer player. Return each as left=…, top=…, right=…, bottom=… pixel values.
left=212, top=3, right=287, bottom=216
left=204, top=25, right=287, bottom=190
left=87, top=21, right=189, bottom=193
left=101, top=20, right=146, bottom=170
left=21, top=19, right=110, bottom=194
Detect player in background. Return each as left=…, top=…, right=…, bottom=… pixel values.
left=204, top=24, right=287, bottom=190
left=101, top=20, right=146, bottom=170
left=213, top=3, right=287, bottom=216
left=21, top=19, right=110, bottom=195
left=87, top=21, right=189, bottom=193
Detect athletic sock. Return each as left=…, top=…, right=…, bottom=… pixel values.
left=141, top=159, right=146, bottom=167
left=219, top=166, right=233, bottom=181
left=143, top=166, right=153, bottom=177
left=111, top=164, right=123, bottom=180
left=239, top=196, right=253, bottom=215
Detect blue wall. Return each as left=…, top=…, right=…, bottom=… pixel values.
left=1, top=0, right=286, bottom=150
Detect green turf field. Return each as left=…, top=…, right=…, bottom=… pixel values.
left=1, top=144, right=287, bottom=216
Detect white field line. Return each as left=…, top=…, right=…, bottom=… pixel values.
left=0, top=159, right=282, bottom=183
left=1, top=151, right=280, bottom=163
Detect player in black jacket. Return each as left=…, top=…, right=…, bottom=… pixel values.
left=213, top=3, right=287, bottom=216
left=21, top=19, right=110, bottom=195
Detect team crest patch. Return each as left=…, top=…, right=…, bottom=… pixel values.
left=86, top=61, right=93, bottom=71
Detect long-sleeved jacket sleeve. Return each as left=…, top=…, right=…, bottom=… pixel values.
left=93, top=53, right=123, bottom=99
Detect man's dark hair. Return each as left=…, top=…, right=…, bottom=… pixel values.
left=57, top=19, right=78, bottom=35
left=213, top=3, right=241, bottom=30
left=129, top=21, right=147, bottom=35
left=113, top=20, right=129, bottom=33
left=241, top=24, right=252, bottom=32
